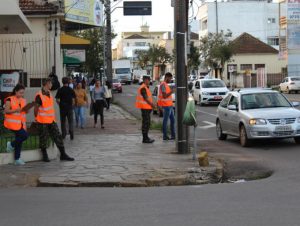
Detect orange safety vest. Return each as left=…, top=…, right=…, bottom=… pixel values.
left=158, top=81, right=173, bottom=107
left=135, top=84, right=153, bottom=110
left=4, top=96, right=27, bottom=131
left=35, top=91, right=56, bottom=124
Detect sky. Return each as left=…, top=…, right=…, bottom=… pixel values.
left=110, top=0, right=199, bottom=45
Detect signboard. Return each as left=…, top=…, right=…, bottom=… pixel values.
left=288, top=0, right=300, bottom=21
left=63, top=50, right=86, bottom=64
left=288, top=24, right=300, bottom=50
left=0, top=71, right=20, bottom=92
left=123, top=1, right=152, bottom=16
left=65, top=0, right=103, bottom=26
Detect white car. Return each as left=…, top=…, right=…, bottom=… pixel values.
left=192, top=79, right=229, bottom=105
left=279, top=77, right=300, bottom=94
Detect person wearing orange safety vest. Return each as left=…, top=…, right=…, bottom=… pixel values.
left=34, top=78, right=74, bottom=162
left=135, top=75, right=155, bottom=143
left=158, top=72, right=175, bottom=141
left=4, top=84, right=35, bottom=165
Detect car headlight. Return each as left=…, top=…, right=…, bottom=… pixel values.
left=202, top=91, right=209, bottom=95
left=249, top=119, right=267, bottom=125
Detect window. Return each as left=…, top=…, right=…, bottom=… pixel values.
left=220, top=94, right=232, bottom=108
left=135, top=42, right=146, bottom=46
left=229, top=96, right=239, bottom=108
left=255, top=64, right=265, bottom=70
left=240, top=64, right=252, bottom=71
left=115, top=68, right=131, bottom=74
left=195, top=81, right=200, bottom=89
left=201, top=19, right=208, bottom=30
left=267, top=37, right=279, bottom=46
left=268, top=18, right=276, bottom=24
left=201, top=80, right=226, bottom=88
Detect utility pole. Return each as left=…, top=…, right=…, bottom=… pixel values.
left=174, top=0, right=189, bottom=154
left=104, top=0, right=113, bottom=84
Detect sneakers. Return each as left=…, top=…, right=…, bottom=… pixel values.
left=163, top=136, right=170, bottom=141
left=6, top=142, right=14, bottom=152
left=143, top=138, right=155, bottom=144
left=60, top=154, right=75, bottom=161
left=15, top=159, right=25, bottom=166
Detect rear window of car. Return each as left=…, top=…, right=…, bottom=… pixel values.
left=201, top=80, right=226, bottom=88
left=291, top=78, right=300, bottom=81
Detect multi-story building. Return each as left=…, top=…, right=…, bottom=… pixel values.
left=197, top=1, right=280, bottom=49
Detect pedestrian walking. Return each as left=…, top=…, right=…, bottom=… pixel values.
left=104, top=81, right=112, bottom=110
left=92, top=80, right=106, bottom=129
left=135, top=75, right=155, bottom=143
left=4, top=84, right=35, bottom=165
left=158, top=72, right=175, bottom=141
left=89, top=79, right=95, bottom=98
left=74, top=82, right=88, bottom=129
left=34, top=78, right=74, bottom=162
left=55, top=77, right=76, bottom=140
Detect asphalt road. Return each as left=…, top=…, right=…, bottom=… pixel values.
left=1, top=85, right=300, bottom=226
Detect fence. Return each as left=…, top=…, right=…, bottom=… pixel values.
left=243, top=73, right=286, bottom=88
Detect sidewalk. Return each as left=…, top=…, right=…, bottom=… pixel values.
left=0, top=105, right=222, bottom=187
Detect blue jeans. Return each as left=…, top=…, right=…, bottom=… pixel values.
left=11, top=129, right=28, bottom=160
left=162, top=106, right=175, bottom=139
left=74, top=106, right=86, bottom=128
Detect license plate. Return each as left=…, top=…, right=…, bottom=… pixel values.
left=214, top=96, right=222, bottom=100
left=275, top=125, right=292, bottom=131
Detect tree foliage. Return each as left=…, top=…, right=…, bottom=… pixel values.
left=70, top=28, right=116, bottom=77
left=188, top=42, right=201, bottom=73
left=199, top=31, right=235, bottom=76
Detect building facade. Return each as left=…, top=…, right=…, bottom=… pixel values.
left=197, top=1, right=280, bottom=49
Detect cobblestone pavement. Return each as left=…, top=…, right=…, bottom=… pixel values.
left=0, top=105, right=222, bottom=187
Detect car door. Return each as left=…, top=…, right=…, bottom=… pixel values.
left=226, top=95, right=240, bottom=136
left=217, top=94, right=232, bottom=133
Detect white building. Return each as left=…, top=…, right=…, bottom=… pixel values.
left=198, top=1, right=280, bottom=49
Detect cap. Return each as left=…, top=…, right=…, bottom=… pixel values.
left=143, top=75, right=151, bottom=80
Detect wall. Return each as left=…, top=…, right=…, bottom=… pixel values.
left=0, top=16, right=63, bottom=87
left=198, top=2, right=279, bottom=48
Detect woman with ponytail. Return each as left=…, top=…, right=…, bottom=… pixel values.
left=4, top=84, right=34, bottom=165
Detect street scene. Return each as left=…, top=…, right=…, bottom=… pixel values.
left=1, top=0, right=300, bottom=226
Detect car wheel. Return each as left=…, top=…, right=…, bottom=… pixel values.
left=216, top=120, right=227, bottom=140
left=240, top=125, right=251, bottom=147
left=294, top=137, right=300, bottom=144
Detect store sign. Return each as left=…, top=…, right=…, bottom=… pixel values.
left=0, top=72, right=20, bottom=92
left=63, top=50, right=86, bottom=64
left=287, top=0, right=300, bottom=21
left=65, top=0, right=103, bottom=26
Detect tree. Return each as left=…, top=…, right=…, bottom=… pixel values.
left=135, top=44, right=172, bottom=78
left=199, top=30, right=235, bottom=79
left=188, top=42, right=201, bottom=74
left=70, top=28, right=116, bottom=77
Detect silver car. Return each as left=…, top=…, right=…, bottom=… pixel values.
left=216, top=89, right=300, bottom=147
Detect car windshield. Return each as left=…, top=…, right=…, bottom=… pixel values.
left=115, top=68, right=130, bottom=74
left=113, top=79, right=119, bottom=83
left=201, top=80, right=226, bottom=88
left=241, top=93, right=291, bottom=110
left=291, top=77, right=300, bottom=81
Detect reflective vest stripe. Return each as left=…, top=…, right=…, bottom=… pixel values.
left=35, top=91, right=56, bottom=124
left=38, top=113, right=55, bottom=117
left=5, top=119, right=22, bottom=123
left=39, top=106, right=54, bottom=111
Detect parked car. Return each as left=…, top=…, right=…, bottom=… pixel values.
left=192, top=79, right=229, bottom=105
left=216, top=88, right=300, bottom=147
left=279, top=77, right=300, bottom=93
left=152, top=84, right=175, bottom=117
left=112, top=79, right=122, bottom=93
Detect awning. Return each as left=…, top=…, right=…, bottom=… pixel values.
left=0, top=0, right=32, bottom=34
left=60, top=34, right=90, bottom=49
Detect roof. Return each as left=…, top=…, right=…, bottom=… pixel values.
left=19, top=0, right=58, bottom=15
left=125, top=34, right=148, bottom=39
left=233, top=33, right=278, bottom=54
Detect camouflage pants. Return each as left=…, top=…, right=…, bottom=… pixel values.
left=37, top=122, right=64, bottom=150
left=141, top=109, right=152, bottom=134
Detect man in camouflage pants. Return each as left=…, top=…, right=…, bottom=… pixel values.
left=34, top=78, right=74, bottom=162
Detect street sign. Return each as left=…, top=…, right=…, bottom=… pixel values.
left=123, top=1, right=152, bottom=16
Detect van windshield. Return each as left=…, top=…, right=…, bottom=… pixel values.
left=115, top=68, right=131, bottom=74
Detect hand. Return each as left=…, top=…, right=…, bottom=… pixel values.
left=14, top=107, right=21, bottom=113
